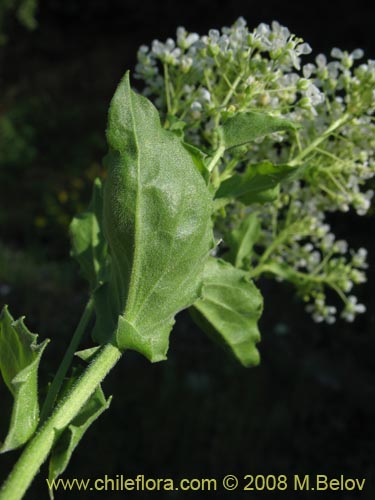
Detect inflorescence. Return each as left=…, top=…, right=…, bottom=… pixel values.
left=135, top=18, right=375, bottom=324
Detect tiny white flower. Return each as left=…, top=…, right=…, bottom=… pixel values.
left=199, top=88, right=211, bottom=102
left=331, top=47, right=344, bottom=59
left=297, top=43, right=312, bottom=55
left=303, top=64, right=315, bottom=78
left=335, top=240, right=348, bottom=254
left=351, top=48, right=364, bottom=60
left=190, top=101, right=202, bottom=111
left=208, top=29, right=220, bottom=42
left=355, top=303, right=366, bottom=313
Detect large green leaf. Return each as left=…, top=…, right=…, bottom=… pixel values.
left=191, top=258, right=263, bottom=367
left=225, top=213, right=261, bottom=268
left=70, top=178, right=109, bottom=291
left=48, top=384, right=111, bottom=488
left=0, top=306, right=49, bottom=452
left=216, top=160, right=296, bottom=205
left=220, top=111, right=299, bottom=150
left=92, top=72, right=213, bottom=362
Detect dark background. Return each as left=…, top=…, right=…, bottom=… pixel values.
left=0, top=0, right=374, bottom=498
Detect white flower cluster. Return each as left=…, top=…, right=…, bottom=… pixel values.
left=135, top=18, right=374, bottom=324
left=251, top=180, right=369, bottom=323
left=135, top=18, right=324, bottom=127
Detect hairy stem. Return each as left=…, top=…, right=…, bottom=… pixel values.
left=40, top=297, right=95, bottom=423
left=0, top=343, right=122, bottom=500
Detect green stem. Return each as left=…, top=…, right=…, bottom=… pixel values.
left=285, top=190, right=297, bottom=227
left=163, top=63, right=172, bottom=114
left=328, top=282, right=349, bottom=305
left=40, top=297, right=95, bottom=423
left=250, top=263, right=348, bottom=307
left=213, top=72, right=244, bottom=133
left=321, top=169, right=348, bottom=195
left=311, top=249, right=334, bottom=276
left=250, top=263, right=326, bottom=284
left=249, top=263, right=274, bottom=278
left=319, top=183, right=341, bottom=200
left=258, top=222, right=301, bottom=266
left=222, top=74, right=243, bottom=108
left=218, top=157, right=238, bottom=182
left=295, top=130, right=302, bottom=154
left=204, top=70, right=219, bottom=107
left=207, top=144, right=225, bottom=173
left=271, top=207, right=278, bottom=239
left=0, top=343, right=122, bottom=500
left=252, top=85, right=297, bottom=97
left=315, top=146, right=344, bottom=164
left=250, top=218, right=310, bottom=278
left=289, top=113, right=351, bottom=167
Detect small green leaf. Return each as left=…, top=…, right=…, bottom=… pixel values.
left=220, top=111, right=299, bottom=150
left=213, top=197, right=231, bottom=212
left=225, top=213, right=261, bottom=268
left=182, top=142, right=210, bottom=182
left=0, top=306, right=49, bottom=453
left=216, top=160, right=296, bottom=205
left=48, top=385, right=111, bottom=487
left=191, top=258, right=263, bottom=367
left=75, top=346, right=101, bottom=362
left=165, top=115, right=186, bottom=137
left=70, top=178, right=109, bottom=291
left=92, top=72, right=213, bottom=362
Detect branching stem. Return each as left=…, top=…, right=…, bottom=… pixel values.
left=289, top=114, right=351, bottom=166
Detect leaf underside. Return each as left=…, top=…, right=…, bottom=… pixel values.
left=221, top=111, right=299, bottom=150
left=224, top=212, right=261, bottom=269
left=92, top=72, right=213, bottom=362
left=216, top=160, right=298, bottom=205
left=0, top=306, right=49, bottom=453
left=70, top=178, right=109, bottom=291
left=191, top=258, right=263, bottom=367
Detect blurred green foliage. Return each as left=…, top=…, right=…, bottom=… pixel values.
left=0, top=102, right=37, bottom=165
left=0, top=0, right=38, bottom=45
left=0, top=241, right=72, bottom=290
left=0, top=92, right=106, bottom=255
